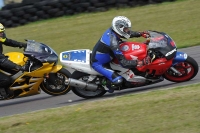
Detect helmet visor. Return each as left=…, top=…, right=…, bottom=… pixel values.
left=123, top=27, right=132, bottom=35
left=0, top=32, right=4, bottom=37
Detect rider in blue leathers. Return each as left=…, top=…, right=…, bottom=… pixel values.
left=91, top=16, right=149, bottom=93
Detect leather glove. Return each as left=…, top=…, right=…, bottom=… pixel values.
left=137, top=56, right=151, bottom=67
left=19, top=42, right=27, bottom=49
left=140, top=31, right=150, bottom=38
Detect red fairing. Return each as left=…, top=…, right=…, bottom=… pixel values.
left=137, top=58, right=173, bottom=75
left=120, top=42, right=147, bottom=60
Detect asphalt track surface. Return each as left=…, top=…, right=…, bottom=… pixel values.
left=0, top=46, right=200, bottom=118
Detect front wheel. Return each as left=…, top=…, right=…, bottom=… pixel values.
left=71, top=71, right=107, bottom=99
left=40, top=68, right=72, bottom=96
left=164, top=56, right=199, bottom=82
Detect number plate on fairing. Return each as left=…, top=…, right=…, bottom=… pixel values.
left=61, top=50, right=87, bottom=63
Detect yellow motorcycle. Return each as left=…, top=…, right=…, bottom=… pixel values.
left=0, top=40, right=72, bottom=100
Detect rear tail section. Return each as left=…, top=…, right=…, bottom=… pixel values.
left=60, top=49, right=99, bottom=75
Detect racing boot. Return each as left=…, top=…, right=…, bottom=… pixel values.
left=0, top=88, right=8, bottom=99
left=102, top=77, right=123, bottom=93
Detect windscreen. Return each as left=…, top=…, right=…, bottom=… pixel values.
left=25, top=40, right=54, bottom=55
left=147, top=31, right=177, bottom=60
left=148, top=31, right=168, bottom=49
left=24, top=40, right=58, bottom=63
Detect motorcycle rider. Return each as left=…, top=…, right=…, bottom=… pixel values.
left=91, top=16, right=150, bottom=93
left=0, top=23, right=27, bottom=98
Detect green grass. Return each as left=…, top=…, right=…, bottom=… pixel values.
left=0, top=83, right=200, bottom=133
left=3, top=0, right=200, bottom=56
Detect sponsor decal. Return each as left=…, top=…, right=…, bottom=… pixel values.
left=132, top=44, right=140, bottom=50
left=178, top=53, right=187, bottom=59
left=184, top=53, right=188, bottom=59
left=165, top=48, right=176, bottom=56
left=130, top=55, right=138, bottom=60
left=170, top=41, right=176, bottom=47
left=62, top=50, right=87, bottom=62
left=151, top=36, right=164, bottom=41
left=149, top=40, right=167, bottom=48
left=121, top=45, right=129, bottom=52
left=62, top=54, right=68, bottom=58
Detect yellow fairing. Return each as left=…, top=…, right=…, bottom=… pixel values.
left=10, top=77, right=43, bottom=97
left=5, top=52, right=63, bottom=98
left=26, top=63, right=54, bottom=77
left=51, top=65, right=62, bottom=72
left=5, top=52, right=27, bottom=66
left=26, top=63, right=62, bottom=77
left=12, top=65, right=62, bottom=97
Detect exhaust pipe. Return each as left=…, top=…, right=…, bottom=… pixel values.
left=65, top=78, right=99, bottom=91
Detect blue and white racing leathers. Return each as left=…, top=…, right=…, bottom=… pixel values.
left=91, top=28, right=141, bottom=85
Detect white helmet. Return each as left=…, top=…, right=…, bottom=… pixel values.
left=111, top=16, right=132, bottom=39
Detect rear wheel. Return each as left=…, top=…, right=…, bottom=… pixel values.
left=164, top=56, right=199, bottom=82
left=71, top=71, right=107, bottom=99
left=40, top=68, right=71, bottom=96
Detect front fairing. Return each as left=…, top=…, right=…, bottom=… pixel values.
left=24, top=40, right=58, bottom=64
left=148, top=31, right=177, bottom=60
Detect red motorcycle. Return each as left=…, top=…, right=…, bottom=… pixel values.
left=60, top=31, right=199, bottom=98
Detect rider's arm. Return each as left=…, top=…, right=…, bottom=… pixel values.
left=115, top=53, right=138, bottom=68
left=130, top=31, right=150, bottom=38
left=110, top=35, right=138, bottom=68
left=130, top=31, right=141, bottom=38
left=0, top=33, right=26, bottom=48
left=3, top=38, right=26, bottom=48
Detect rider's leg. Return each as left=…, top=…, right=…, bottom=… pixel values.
left=0, top=72, right=12, bottom=98
left=92, top=62, right=123, bottom=93
left=0, top=58, right=28, bottom=99
left=92, top=52, right=123, bottom=92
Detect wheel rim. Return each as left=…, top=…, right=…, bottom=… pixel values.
left=164, top=62, right=195, bottom=82
left=43, top=72, right=70, bottom=94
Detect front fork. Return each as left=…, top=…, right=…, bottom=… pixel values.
left=169, top=51, right=188, bottom=76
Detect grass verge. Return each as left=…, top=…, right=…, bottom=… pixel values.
left=0, top=83, right=200, bottom=133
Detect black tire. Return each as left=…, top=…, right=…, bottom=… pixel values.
left=71, top=71, right=107, bottom=99
left=34, top=1, right=48, bottom=7
left=36, top=11, right=45, bottom=17
left=52, top=11, right=64, bottom=17
left=22, top=5, right=34, bottom=10
left=11, top=16, right=19, bottom=22
left=2, top=3, right=22, bottom=10
left=25, top=7, right=38, bottom=14
left=3, top=20, right=13, bottom=27
left=47, top=8, right=60, bottom=15
left=14, top=10, right=25, bottom=17
left=47, top=0, right=60, bottom=7
left=28, top=16, right=39, bottom=22
left=163, top=56, right=199, bottom=82
left=40, top=68, right=72, bottom=96
left=106, top=0, right=116, bottom=5
left=65, top=9, right=74, bottom=15
left=19, top=19, right=28, bottom=25
left=93, top=2, right=106, bottom=8
left=80, top=2, right=91, bottom=8
left=11, top=7, right=22, bottom=12
left=23, top=13, right=31, bottom=19
left=0, top=10, right=13, bottom=18
left=41, top=6, right=52, bottom=12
